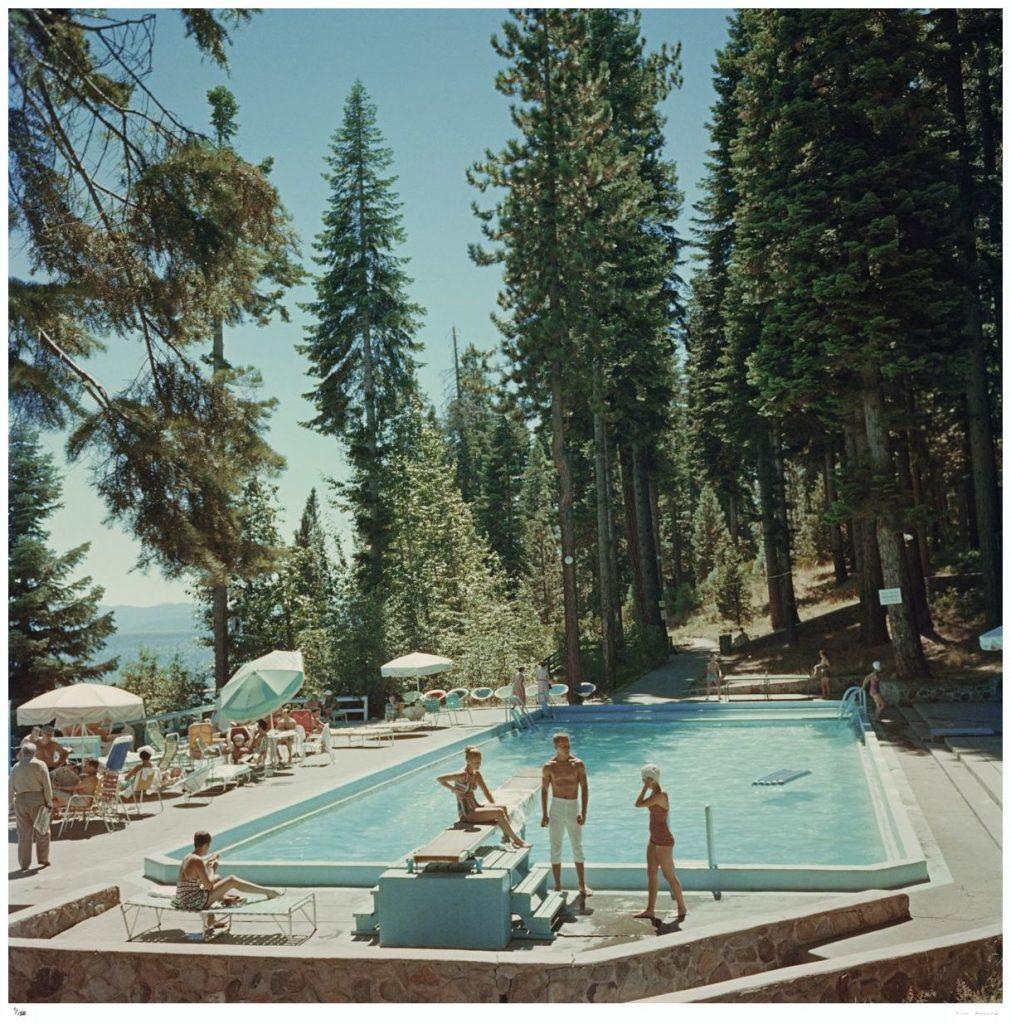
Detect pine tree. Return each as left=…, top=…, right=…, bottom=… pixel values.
left=10, top=10, right=301, bottom=626
left=710, top=536, right=753, bottom=629
left=300, top=80, right=425, bottom=595
left=690, top=484, right=730, bottom=585
left=479, top=398, right=530, bottom=584
left=737, top=9, right=960, bottom=676
left=383, top=413, right=549, bottom=692
left=9, top=427, right=116, bottom=705
left=444, top=342, right=496, bottom=509
left=519, top=438, right=563, bottom=628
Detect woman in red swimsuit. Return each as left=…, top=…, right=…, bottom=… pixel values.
left=634, top=764, right=688, bottom=921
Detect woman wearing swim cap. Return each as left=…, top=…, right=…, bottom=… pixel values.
left=633, top=764, right=687, bottom=921
left=862, top=660, right=885, bottom=715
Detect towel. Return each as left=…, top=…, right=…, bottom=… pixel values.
left=33, top=805, right=51, bottom=836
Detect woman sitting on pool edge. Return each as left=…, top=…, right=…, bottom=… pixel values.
left=174, top=830, right=282, bottom=935
left=633, top=764, right=688, bottom=921
left=436, top=747, right=531, bottom=849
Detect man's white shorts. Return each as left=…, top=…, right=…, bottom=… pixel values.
left=549, top=796, right=584, bottom=863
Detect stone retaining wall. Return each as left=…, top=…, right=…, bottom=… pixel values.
left=9, top=890, right=908, bottom=1003
left=880, top=678, right=999, bottom=706
left=656, top=926, right=1001, bottom=1003
left=8, top=886, right=119, bottom=941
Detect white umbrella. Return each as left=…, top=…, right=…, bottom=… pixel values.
left=979, top=626, right=1002, bottom=652
left=212, top=650, right=304, bottom=728
left=16, top=683, right=145, bottom=728
left=380, top=652, right=454, bottom=678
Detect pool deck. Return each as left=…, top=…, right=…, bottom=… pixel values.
left=7, top=663, right=1002, bottom=998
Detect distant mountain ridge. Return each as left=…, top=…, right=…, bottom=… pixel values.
left=97, top=602, right=208, bottom=679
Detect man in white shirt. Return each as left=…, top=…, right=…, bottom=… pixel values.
left=9, top=742, right=53, bottom=870
left=535, top=662, right=552, bottom=707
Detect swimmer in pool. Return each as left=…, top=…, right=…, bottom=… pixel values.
left=436, top=747, right=531, bottom=849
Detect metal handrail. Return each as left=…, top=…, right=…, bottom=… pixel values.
left=837, top=685, right=867, bottom=721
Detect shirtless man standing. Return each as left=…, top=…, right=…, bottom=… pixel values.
left=541, top=732, right=591, bottom=896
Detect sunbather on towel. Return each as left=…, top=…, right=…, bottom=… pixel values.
left=174, top=830, right=280, bottom=931
left=437, top=747, right=531, bottom=849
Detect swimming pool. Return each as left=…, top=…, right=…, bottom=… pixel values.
left=227, top=718, right=883, bottom=866
left=146, top=704, right=929, bottom=891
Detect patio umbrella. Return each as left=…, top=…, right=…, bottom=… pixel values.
left=212, top=650, right=304, bottom=728
left=380, top=652, right=454, bottom=678
left=16, top=683, right=145, bottom=729
left=978, top=626, right=1002, bottom=652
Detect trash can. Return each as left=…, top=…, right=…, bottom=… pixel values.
left=718, top=633, right=733, bottom=656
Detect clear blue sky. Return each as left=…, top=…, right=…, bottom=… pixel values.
left=33, top=8, right=731, bottom=606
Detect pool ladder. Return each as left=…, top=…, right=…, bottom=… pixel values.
left=837, top=686, right=869, bottom=734
left=508, top=704, right=535, bottom=731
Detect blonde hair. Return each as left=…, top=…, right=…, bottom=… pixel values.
left=464, top=746, right=481, bottom=760
left=641, top=763, right=661, bottom=784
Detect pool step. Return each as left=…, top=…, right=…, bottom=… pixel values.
left=352, top=886, right=381, bottom=937
left=479, top=844, right=531, bottom=882
left=509, top=865, right=550, bottom=919
left=943, top=739, right=1002, bottom=809
left=514, top=889, right=567, bottom=941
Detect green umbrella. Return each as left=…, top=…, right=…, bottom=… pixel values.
left=212, top=650, right=304, bottom=728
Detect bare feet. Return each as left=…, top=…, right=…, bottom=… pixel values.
left=633, top=909, right=656, bottom=919
left=511, top=838, right=532, bottom=849
left=676, top=907, right=688, bottom=920
left=579, top=886, right=593, bottom=896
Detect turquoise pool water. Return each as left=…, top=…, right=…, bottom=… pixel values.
left=226, top=718, right=887, bottom=866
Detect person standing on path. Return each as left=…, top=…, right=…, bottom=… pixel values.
left=633, top=764, right=687, bottom=921
left=511, top=666, right=528, bottom=707
left=9, top=742, right=53, bottom=871
left=535, top=662, right=552, bottom=707
left=811, top=650, right=833, bottom=701
left=704, top=654, right=724, bottom=701
left=541, top=732, right=591, bottom=895
left=862, top=661, right=886, bottom=715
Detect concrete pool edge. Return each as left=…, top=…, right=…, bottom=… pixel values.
left=147, top=703, right=930, bottom=892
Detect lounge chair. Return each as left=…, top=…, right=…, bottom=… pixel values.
left=154, top=734, right=185, bottom=791
left=576, top=682, right=597, bottom=701
left=98, top=735, right=133, bottom=773
left=86, top=770, right=129, bottom=831
left=445, top=692, right=473, bottom=724
left=494, top=685, right=514, bottom=708
left=329, top=723, right=395, bottom=748
left=422, top=689, right=447, bottom=702
left=469, top=686, right=494, bottom=707
left=121, top=889, right=317, bottom=944
left=122, top=765, right=162, bottom=816
left=423, top=697, right=449, bottom=727
left=304, top=724, right=336, bottom=764
left=144, top=720, right=167, bottom=754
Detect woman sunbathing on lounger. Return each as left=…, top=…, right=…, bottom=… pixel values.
left=436, top=747, right=531, bottom=849
left=174, top=830, right=281, bottom=934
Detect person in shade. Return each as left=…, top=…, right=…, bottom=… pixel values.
left=436, top=747, right=531, bottom=849
left=541, top=732, right=591, bottom=895
left=862, top=660, right=886, bottom=715
left=633, top=764, right=687, bottom=921
left=811, top=649, right=833, bottom=701
left=174, top=830, right=281, bottom=935
left=9, top=742, right=52, bottom=870
left=34, top=726, right=70, bottom=770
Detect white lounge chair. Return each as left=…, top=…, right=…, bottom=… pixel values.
left=121, top=890, right=317, bottom=944
left=548, top=683, right=569, bottom=705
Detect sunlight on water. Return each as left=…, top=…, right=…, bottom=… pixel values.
left=228, top=720, right=886, bottom=865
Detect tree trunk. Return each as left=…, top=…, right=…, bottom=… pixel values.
left=938, top=8, right=1002, bottom=628
left=727, top=492, right=740, bottom=543
left=648, top=474, right=666, bottom=600
left=771, top=429, right=799, bottom=642
left=845, top=412, right=889, bottom=645
left=619, top=444, right=648, bottom=631
left=592, top=401, right=616, bottom=690
left=602, top=429, right=624, bottom=651
left=755, top=431, right=786, bottom=630
left=860, top=368, right=930, bottom=678
left=895, top=433, right=935, bottom=637
left=632, top=444, right=665, bottom=650
left=958, top=422, right=979, bottom=549
left=550, top=363, right=583, bottom=693
left=211, top=316, right=229, bottom=689
left=823, top=445, right=848, bottom=584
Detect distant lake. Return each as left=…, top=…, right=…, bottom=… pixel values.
left=96, top=603, right=211, bottom=682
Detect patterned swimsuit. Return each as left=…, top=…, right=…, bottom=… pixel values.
left=454, top=774, right=480, bottom=818
left=173, top=874, right=211, bottom=911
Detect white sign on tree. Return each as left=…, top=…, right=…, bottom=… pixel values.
left=878, top=588, right=902, bottom=606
